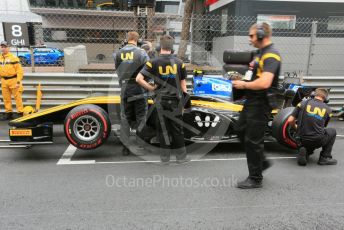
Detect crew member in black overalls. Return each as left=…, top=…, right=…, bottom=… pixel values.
left=114, top=31, right=149, bottom=156
left=288, top=88, right=337, bottom=166
left=232, top=23, right=281, bottom=189
left=136, top=35, right=189, bottom=164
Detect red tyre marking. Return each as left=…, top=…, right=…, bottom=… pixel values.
left=80, top=142, right=99, bottom=149
left=71, top=109, right=89, bottom=120
left=65, top=118, right=77, bottom=146
left=282, top=120, right=297, bottom=148
left=89, top=109, right=108, bottom=133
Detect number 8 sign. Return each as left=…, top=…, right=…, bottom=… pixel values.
left=3, top=22, right=30, bottom=47
left=12, top=25, right=23, bottom=37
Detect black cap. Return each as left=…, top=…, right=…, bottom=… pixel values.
left=0, top=41, right=8, bottom=47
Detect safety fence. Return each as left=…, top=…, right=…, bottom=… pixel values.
left=0, top=73, right=343, bottom=112
left=16, top=10, right=344, bottom=76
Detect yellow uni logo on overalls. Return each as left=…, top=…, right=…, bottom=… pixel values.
left=159, top=64, right=177, bottom=75
left=306, top=105, right=326, bottom=117
left=121, top=52, right=134, bottom=60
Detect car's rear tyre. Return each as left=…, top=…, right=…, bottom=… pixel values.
left=64, top=104, right=111, bottom=150
left=271, top=107, right=298, bottom=149
left=19, top=57, right=28, bottom=66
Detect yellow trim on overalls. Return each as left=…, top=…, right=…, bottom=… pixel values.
left=146, top=62, right=152, bottom=68
left=257, top=53, right=281, bottom=77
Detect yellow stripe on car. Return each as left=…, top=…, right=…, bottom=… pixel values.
left=12, top=96, right=122, bottom=122
left=191, top=100, right=243, bottom=111
left=148, top=99, right=243, bottom=112
left=12, top=95, right=280, bottom=123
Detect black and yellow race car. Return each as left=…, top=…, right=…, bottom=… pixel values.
left=7, top=51, right=314, bottom=151
left=7, top=75, right=313, bottom=151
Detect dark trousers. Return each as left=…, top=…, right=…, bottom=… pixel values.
left=301, top=128, right=336, bottom=158
left=236, top=98, right=271, bottom=181
left=155, top=98, right=187, bottom=161
left=120, top=97, right=147, bottom=146
left=123, top=97, right=147, bottom=129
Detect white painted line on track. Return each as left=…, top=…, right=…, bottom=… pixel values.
left=57, top=144, right=95, bottom=165
left=57, top=155, right=296, bottom=165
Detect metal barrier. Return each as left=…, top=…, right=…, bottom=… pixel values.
left=0, top=73, right=343, bottom=111
left=303, top=76, right=344, bottom=109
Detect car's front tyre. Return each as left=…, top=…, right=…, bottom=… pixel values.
left=64, top=105, right=111, bottom=150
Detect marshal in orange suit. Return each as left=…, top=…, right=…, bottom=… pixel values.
left=0, top=41, right=24, bottom=120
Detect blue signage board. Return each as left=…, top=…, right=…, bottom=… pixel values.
left=193, top=76, right=233, bottom=100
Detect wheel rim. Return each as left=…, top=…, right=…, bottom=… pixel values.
left=286, top=124, right=297, bottom=141
left=73, top=115, right=101, bottom=142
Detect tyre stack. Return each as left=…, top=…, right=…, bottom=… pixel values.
left=223, top=50, right=255, bottom=101
left=222, top=50, right=255, bottom=74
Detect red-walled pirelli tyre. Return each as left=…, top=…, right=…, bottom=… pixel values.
left=64, top=104, right=111, bottom=150
left=272, top=107, right=298, bottom=149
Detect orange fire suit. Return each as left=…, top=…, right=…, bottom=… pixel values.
left=0, top=53, right=24, bottom=113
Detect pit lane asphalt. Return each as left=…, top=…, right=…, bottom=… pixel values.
left=0, top=120, right=344, bottom=229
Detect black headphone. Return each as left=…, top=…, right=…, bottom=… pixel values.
left=256, top=24, right=266, bottom=41
left=311, top=88, right=330, bottom=103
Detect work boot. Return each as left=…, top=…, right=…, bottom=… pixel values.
left=318, top=156, right=337, bottom=165
left=236, top=177, right=262, bottom=189
left=176, top=157, right=191, bottom=165
left=160, top=160, right=170, bottom=165
left=133, top=146, right=145, bottom=156
left=262, top=159, right=272, bottom=172
left=160, top=154, right=171, bottom=165
left=297, top=147, right=307, bottom=166
left=0, top=112, right=12, bottom=121
left=122, top=146, right=131, bottom=156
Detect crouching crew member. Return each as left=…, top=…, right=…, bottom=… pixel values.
left=114, top=32, right=149, bottom=156
left=136, top=35, right=189, bottom=164
left=288, top=88, right=337, bottom=166
left=0, top=41, right=24, bottom=120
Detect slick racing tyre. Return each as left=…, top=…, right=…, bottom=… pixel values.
left=223, top=64, right=249, bottom=75
left=223, top=50, right=254, bottom=64
left=271, top=107, right=298, bottom=149
left=64, top=104, right=111, bottom=150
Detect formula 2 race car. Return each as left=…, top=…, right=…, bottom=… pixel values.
left=7, top=73, right=314, bottom=151
left=7, top=50, right=315, bottom=151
